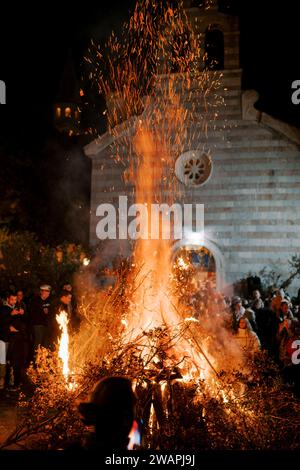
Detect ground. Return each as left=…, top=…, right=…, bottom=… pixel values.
left=0, top=393, right=18, bottom=448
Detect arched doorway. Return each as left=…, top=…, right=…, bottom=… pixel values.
left=171, top=245, right=217, bottom=315
left=171, top=239, right=225, bottom=316
left=172, top=237, right=225, bottom=291
left=173, top=245, right=216, bottom=290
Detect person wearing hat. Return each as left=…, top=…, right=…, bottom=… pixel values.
left=28, top=285, right=52, bottom=355
left=77, top=376, right=137, bottom=451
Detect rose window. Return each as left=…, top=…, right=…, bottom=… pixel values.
left=175, top=150, right=212, bottom=187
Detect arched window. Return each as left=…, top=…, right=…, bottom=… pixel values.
left=56, top=107, right=61, bottom=118
left=65, top=107, right=72, bottom=118
left=204, top=29, right=224, bottom=70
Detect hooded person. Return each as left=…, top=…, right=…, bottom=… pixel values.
left=77, top=376, right=137, bottom=451
left=235, top=317, right=261, bottom=356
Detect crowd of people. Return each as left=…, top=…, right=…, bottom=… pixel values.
left=0, top=283, right=79, bottom=392
left=0, top=273, right=300, bottom=397
left=229, top=288, right=300, bottom=390
left=188, top=284, right=300, bottom=392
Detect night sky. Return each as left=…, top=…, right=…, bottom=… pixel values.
left=0, top=0, right=299, bottom=138
left=0, top=0, right=299, bottom=244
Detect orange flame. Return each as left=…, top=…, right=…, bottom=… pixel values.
left=56, top=310, right=70, bottom=379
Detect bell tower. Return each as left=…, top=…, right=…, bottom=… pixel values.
left=54, top=51, right=83, bottom=136
left=184, top=0, right=240, bottom=70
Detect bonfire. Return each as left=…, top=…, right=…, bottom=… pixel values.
left=1, top=0, right=300, bottom=451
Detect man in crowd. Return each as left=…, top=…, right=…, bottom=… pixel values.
left=271, top=289, right=286, bottom=318
left=29, top=284, right=52, bottom=354
left=231, top=296, right=245, bottom=331
left=0, top=293, right=12, bottom=390
left=7, top=291, right=29, bottom=389
left=251, top=290, right=264, bottom=311
left=62, top=282, right=80, bottom=331
left=0, top=291, right=28, bottom=390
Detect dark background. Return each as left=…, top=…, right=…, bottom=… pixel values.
left=0, top=0, right=299, bottom=246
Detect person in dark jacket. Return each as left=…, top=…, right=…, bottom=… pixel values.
left=6, top=291, right=29, bottom=388
left=61, top=283, right=80, bottom=331
left=256, top=308, right=278, bottom=356
left=0, top=291, right=28, bottom=389
left=0, top=293, right=14, bottom=390
left=29, top=285, right=52, bottom=354
left=16, top=289, right=32, bottom=365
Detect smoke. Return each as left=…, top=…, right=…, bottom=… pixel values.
left=38, top=139, right=91, bottom=246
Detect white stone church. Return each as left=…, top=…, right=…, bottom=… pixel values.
left=84, top=0, right=300, bottom=294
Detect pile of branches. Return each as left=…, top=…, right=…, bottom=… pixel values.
left=1, top=323, right=300, bottom=450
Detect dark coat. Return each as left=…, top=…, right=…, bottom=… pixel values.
left=0, top=304, right=11, bottom=342
left=29, top=296, right=52, bottom=326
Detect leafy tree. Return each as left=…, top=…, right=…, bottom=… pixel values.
left=0, top=229, right=88, bottom=298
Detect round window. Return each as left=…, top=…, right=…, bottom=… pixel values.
left=175, top=150, right=212, bottom=186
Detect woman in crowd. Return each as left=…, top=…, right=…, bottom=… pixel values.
left=235, top=317, right=261, bottom=356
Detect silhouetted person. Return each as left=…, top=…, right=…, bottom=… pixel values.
left=60, top=285, right=80, bottom=331
left=78, top=376, right=137, bottom=451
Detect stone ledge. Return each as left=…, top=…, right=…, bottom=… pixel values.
left=242, top=89, right=300, bottom=146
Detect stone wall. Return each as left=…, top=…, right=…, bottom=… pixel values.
left=85, top=67, right=300, bottom=294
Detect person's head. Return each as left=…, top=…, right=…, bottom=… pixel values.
left=62, top=283, right=72, bottom=292
left=16, top=290, right=24, bottom=302
left=79, top=376, right=136, bottom=448
left=280, top=300, right=290, bottom=316
left=6, top=291, right=17, bottom=306
left=232, top=296, right=242, bottom=311
left=238, top=317, right=252, bottom=330
left=40, top=285, right=51, bottom=300
left=60, top=290, right=72, bottom=305
left=253, top=290, right=261, bottom=299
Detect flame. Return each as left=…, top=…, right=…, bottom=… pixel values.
left=128, top=420, right=141, bottom=450
left=56, top=310, right=70, bottom=379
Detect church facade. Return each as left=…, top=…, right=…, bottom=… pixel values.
left=84, top=1, right=300, bottom=294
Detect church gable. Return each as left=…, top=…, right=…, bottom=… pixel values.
left=85, top=1, right=300, bottom=294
